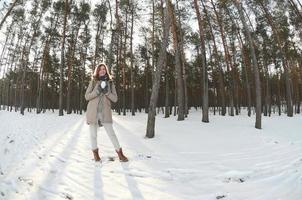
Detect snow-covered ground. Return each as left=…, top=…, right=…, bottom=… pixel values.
left=0, top=108, right=301, bottom=200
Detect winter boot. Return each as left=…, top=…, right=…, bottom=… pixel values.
left=116, top=148, right=128, bottom=162
left=92, top=148, right=101, bottom=162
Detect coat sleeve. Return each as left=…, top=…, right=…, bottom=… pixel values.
left=105, top=81, right=118, bottom=103
left=85, top=79, right=99, bottom=101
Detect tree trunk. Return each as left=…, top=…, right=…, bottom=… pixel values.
left=234, top=0, right=262, bottom=129
left=164, top=66, right=170, bottom=118
left=146, top=0, right=171, bottom=138
left=194, top=0, right=209, bottom=122
left=130, top=3, right=135, bottom=116
left=59, top=0, right=69, bottom=116
left=145, top=58, right=149, bottom=113
left=168, top=0, right=185, bottom=121
left=176, top=0, right=188, bottom=117
left=122, top=9, right=128, bottom=116
left=67, top=26, right=80, bottom=114
left=243, top=46, right=252, bottom=116
left=201, top=0, right=226, bottom=116
left=107, top=0, right=114, bottom=72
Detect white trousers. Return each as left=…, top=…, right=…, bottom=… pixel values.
left=89, top=123, right=121, bottom=151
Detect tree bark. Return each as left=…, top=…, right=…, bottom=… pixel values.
left=59, top=0, right=69, bottom=116
left=168, top=0, right=185, bottom=121
left=146, top=0, right=171, bottom=138
left=130, top=2, right=135, bottom=116
left=201, top=0, right=226, bottom=116
left=194, top=0, right=209, bottom=122
left=234, top=0, right=262, bottom=129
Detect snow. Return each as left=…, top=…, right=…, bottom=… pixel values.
left=0, top=108, right=302, bottom=200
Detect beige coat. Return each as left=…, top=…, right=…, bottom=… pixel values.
left=85, top=79, right=118, bottom=124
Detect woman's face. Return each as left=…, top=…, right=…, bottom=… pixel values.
left=98, top=65, right=107, bottom=77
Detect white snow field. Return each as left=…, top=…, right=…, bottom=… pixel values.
left=0, top=109, right=301, bottom=200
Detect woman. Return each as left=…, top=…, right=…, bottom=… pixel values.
left=85, top=63, right=128, bottom=163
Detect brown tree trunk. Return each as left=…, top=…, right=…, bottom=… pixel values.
left=201, top=0, right=226, bottom=116
left=164, top=69, right=170, bottom=118
left=122, top=9, right=128, bottom=116
left=234, top=0, right=262, bottom=129
left=130, top=3, right=135, bottom=116
left=67, top=26, right=80, bottom=114
left=194, top=0, right=209, bottom=122
left=59, top=0, right=69, bottom=116
left=168, top=0, right=185, bottom=121
left=176, top=0, right=188, bottom=117
left=146, top=0, right=171, bottom=138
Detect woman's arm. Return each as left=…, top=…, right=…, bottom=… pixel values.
left=105, top=81, right=118, bottom=103
left=85, top=79, right=99, bottom=101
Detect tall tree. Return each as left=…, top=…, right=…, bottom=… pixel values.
left=201, top=0, right=226, bottom=116
left=129, top=0, right=136, bottom=116
left=59, top=0, right=69, bottom=116
left=168, top=0, right=185, bottom=121
left=146, top=0, right=172, bottom=138
left=194, top=0, right=209, bottom=122
left=234, top=0, right=262, bottom=129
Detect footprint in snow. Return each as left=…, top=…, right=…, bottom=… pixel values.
left=137, top=154, right=152, bottom=160
left=216, top=195, right=226, bottom=199
left=18, top=176, right=34, bottom=187
left=223, top=176, right=247, bottom=183
left=60, top=192, right=73, bottom=200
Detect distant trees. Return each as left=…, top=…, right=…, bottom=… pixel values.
left=0, top=0, right=301, bottom=132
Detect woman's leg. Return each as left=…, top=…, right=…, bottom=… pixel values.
left=102, top=123, right=121, bottom=150
left=89, top=123, right=98, bottom=150
left=89, top=123, right=101, bottom=162
left=103, top=123, right=128, bottom=162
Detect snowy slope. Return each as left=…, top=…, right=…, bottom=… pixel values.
left=0, top=109, right=302, bottom=200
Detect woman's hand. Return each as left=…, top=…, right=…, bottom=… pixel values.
left=97, top=81, right=109, bottom=94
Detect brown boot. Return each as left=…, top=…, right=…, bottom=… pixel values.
left=116, top=148, right=128, bottom=162
left=92, top=148, right=101, bottom=162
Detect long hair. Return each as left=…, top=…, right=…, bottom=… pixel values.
left=93, top=63, right=113, bottom=80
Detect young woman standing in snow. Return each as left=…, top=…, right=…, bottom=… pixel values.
left=85, top=63, right=128, bottom=163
